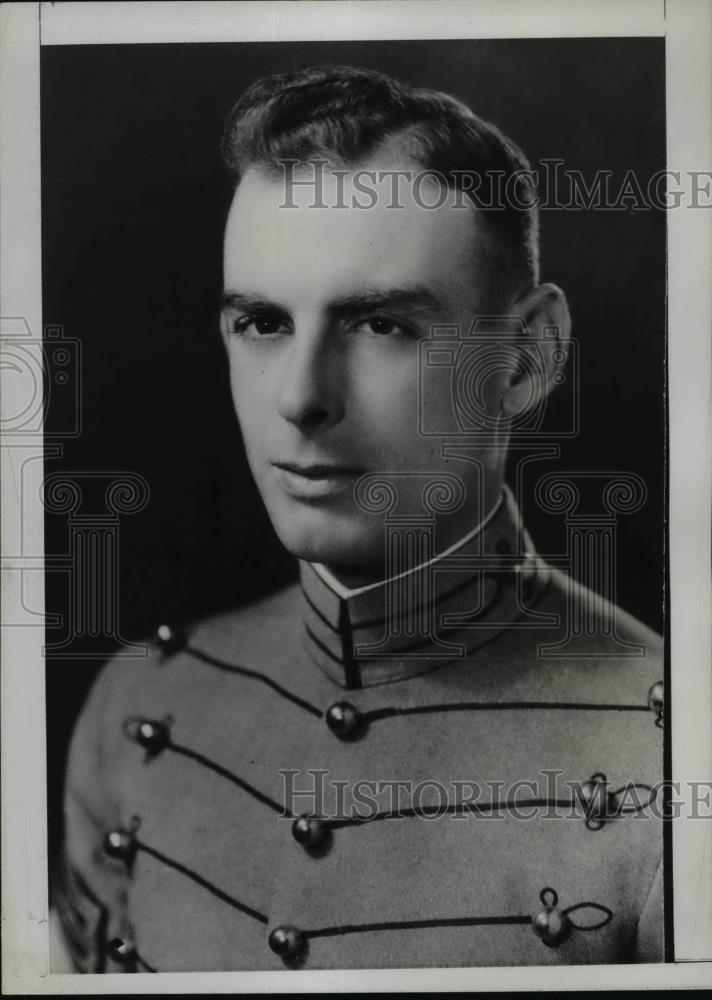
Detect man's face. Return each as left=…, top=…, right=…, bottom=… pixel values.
left=221, top=157, right=509, bottom=580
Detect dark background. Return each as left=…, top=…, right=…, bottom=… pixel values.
left=42, top=38, right=667, bottom=865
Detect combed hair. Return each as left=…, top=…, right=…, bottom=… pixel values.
left=221, top=65, right=540, bottom=301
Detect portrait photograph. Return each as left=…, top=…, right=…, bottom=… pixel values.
left=1, top=1, right=711, bottom=994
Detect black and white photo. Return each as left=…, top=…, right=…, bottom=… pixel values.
left=1, top=1, right=711, bottom=993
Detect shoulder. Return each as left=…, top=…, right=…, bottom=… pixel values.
left=106, top=579, right=299, bottom=682
left=189, top=580, right=303, bottom=660
left=505, top=563, right=665, bottom=779
left=531, top=563, right=664, bottom=686
left=544, top=564, right=662, bottom=648
left=66, top=581, right=302, bottom=785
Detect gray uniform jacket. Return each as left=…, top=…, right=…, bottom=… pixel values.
left=54, top=488, right=664, bottom=972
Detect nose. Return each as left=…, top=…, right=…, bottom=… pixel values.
left=276, top=329, right=345, bottom=432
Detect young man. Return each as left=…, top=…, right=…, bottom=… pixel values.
left=53, top=65, right=664, bottom=972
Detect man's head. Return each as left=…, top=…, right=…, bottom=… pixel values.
left=219, top=65, right=570, bottom=583
left=222, top=64, right=540, bottom=310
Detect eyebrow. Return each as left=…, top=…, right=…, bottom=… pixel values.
left=221, top=292, right=284, bottom=313
left=221, top=285, right=445, bottom=318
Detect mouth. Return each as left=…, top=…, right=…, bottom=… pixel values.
left=272, top=461, right=364, bottom=500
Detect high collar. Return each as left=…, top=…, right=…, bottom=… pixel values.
left=299, top=485, right=549, bottom=689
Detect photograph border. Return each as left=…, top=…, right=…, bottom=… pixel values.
left=2, top=0, right=711, bottom=992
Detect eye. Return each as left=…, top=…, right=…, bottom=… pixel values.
left=226, top=310, right=291, bottom=338
left=253, top=314, right=286, bottom=336
left=353, top=316, right=408, bottom=337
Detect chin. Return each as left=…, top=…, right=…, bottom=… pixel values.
left=268, top=502, right=385, bottom=573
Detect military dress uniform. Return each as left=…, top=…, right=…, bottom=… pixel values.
left=53, top=486, right=664, bottom=972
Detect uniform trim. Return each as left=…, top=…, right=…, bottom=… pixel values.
left=363, top=699, right=653, bottom=724
left=186, top=642, right=323, bottom=718
left=338, top=598, right=362, bottom=690
left=136, top=839, right=269, bottom=925
left=170, top=741, right=289, bottom=815
left=121, top=717, right=658, bottom=833
left=298, top=486, right=540, bottom=688
left=181, top=637, right=662, bottom=730
left=105, top=837, right=615, bottom=972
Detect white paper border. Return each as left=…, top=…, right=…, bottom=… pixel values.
left=667, top=0, right=712, bottom=966
left=2, top=0, right=711, bottom=993
left=38, top=0, right=666, bottom=45
left=1, top=1, right=49, bottom=995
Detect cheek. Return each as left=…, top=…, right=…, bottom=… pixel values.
left=348, top=350, right=421, bottom=439
left=227, top=360, right=271, bottom=454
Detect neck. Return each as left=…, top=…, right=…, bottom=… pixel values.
left=314, top=483, right=505, bottom=596
left=299, top=482, right=545, bottom=689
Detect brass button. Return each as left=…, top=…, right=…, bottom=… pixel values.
left=268, top=925, right=307, bottom=960
left=647, top=681, right=663, bottom=726
left=325, top=701, right=362, bottom=740
left=292, top=815, right=330, bottom=850
left=123, top=717, right=171, bottom=758
left=532, top=889, right=571, bottom=947
left=102, top=828, right=137, bottom=867
left=155, top=624, right=186, bottom=656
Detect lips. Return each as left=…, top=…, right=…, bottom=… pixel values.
left=272, top=461, right=364, bottom=500
left=273, top=461, right=364, bottom=479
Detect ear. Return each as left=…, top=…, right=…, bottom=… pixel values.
left=500, top=283, right=572, bottom=420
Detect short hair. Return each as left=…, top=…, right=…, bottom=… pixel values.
left=221, top=64, right=539, bottom=305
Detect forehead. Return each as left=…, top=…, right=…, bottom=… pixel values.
left=223, top=161, right=491, bottom=307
